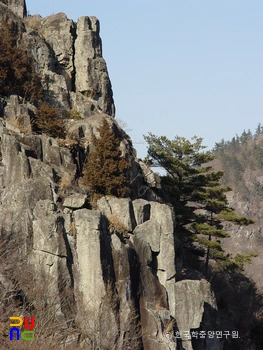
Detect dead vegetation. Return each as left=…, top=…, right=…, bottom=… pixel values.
left=24, top=15, right=42, bottom=32
left=59, top=173, right=74, bottom=191
left=108, top=215, right=129, bottom=234
left=6, top=115, right=32, bottom=134
left=0, top=230, right=79, bottom=350
left=77, top=283, right=142, bottom=350
left=32, top=102, right=65, bottom=138
left=0, top=22, right=44, bottom=103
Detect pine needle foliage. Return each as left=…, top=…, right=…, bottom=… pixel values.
left=82, top=119, right=130, bottom=198
left=144, top=133, right=254, bottom=274
left=0, top=22, right=44, bottom=103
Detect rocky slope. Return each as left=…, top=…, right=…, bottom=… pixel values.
left=0, top=1, right=225, bottom=349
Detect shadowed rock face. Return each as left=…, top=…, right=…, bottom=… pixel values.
left=0, top=1, right=222, bottom=349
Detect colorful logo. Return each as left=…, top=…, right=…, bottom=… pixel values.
left=9, top=316, right=35, bottom=341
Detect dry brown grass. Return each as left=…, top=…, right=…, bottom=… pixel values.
left=24, top=15, right=42, bottom=31
left=0, top=231, right=79, bottom=350
left=7, top=116, right=32, bottom=134
left=108, top=215, right=129, bottom=234
left=59, top=173, right=74, bottom=191
left=57, top=137, right=78, bottom=149
left=68, top=221, right=77, bottom=237
left=76, top=283, right=143, bottom=350
left=163, top=318, right=176, bottom=335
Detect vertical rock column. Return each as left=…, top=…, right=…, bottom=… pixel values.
left=74, top=208, right=119, bottom=346
left=40, top=13, right=76, bottom=92
left=74, top=209, right=106, bottom=311
left=75, top=16, right=115, bottom=116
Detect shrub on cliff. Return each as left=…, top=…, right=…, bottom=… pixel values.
left=0, top=22, right=44, bottom=103
left=82, top=119, right=130, bottom=198
left=32, top=102, right=65, bottom=138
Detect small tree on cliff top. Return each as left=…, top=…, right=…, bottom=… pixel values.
left=82, top=119, right=130, bottom=198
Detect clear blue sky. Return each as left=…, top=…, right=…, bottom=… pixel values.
left=26, top=0, right=263, bottom=159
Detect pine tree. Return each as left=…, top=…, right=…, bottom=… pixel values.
left=144, top=133, right=254, bottom=274
left=255, top=123, right=263, bottom=136
left=144, top=134, right=216, bottom=226
left=82, top=119, right=130, bottom=198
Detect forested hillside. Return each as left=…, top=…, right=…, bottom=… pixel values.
left=214, top=125, right=263, bottom=202
left=212, top=125, right=263, bottom=291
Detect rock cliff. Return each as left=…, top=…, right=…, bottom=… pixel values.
left=0, top=1, right=222, bottom=349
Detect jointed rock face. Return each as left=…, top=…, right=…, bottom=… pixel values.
left=0, top=1, right=221, bottom=349
left=0, top=0, right=115, bottom=118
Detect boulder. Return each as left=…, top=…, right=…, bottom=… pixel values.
left=4, top=95, right=32, bottom=133
left=63, top=193, right=87, bottom=209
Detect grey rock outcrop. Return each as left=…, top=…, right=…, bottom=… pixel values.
left=63, top=193, right=87, bottom=209
left=169, top=280, right=221, bottom=350
left=134, top=220, right=161, bottom=252
left=133, top=199, right=151, bottom=225
left=139, top=160, right=162, bottom=189
left=0, top=1, right=222, bottom=349
left=0, top=115, right=221, bottom=348
left=40, top=13, right=76, bottom=91
left=0, top=112, right=223, bottom=350
left=74, top=209, right=106, bottom=311
left=97, top=196, right=136, bottom=232
left=26, top=12, right=114, bottom=116
left=74, top=16, right=115, bottom=116
left=1, top=0, right=27, bottom=18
